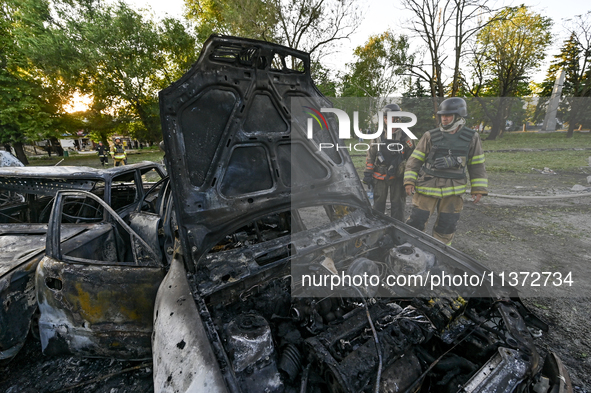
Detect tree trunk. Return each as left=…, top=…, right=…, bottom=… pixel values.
left=50, top=137, right=64, bottom=156
left=13, top=142, right=29, bottom=165
left=487, top=120, right=502, bottom=140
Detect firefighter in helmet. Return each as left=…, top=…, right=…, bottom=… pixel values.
left=403, top=97, right=488, bottom=245
left=363, top=103, right=415, bottom=221
left=110, top=138, right=127, bottom=167
left=96, top=141, right=108, bottom=167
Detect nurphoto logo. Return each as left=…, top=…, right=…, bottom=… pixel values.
left=304, top=107, right=418, bottom=151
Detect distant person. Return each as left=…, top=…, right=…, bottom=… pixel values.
left=96, top=141, right=109, bottom=167
left=110, top=138, right=127, bottom=167
left=403, top=97, right=488, bottom=245
left=363, top=104, right=415, bottom=221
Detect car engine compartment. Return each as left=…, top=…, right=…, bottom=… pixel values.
left=186, top=209, right=563, bottom=393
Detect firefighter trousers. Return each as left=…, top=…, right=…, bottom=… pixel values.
left=406, top=193, right=463, bottom=245
left=373, top=177, right=406, bottom=221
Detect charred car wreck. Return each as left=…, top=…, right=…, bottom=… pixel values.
left=0, top=163, right=165, bottom=361
left=152, top=36, right=573, bottom=393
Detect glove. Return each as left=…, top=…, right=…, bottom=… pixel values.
left=363, top=172, right=374, bottom=185
left=434, top=155, right=461, bottom=169
left=387, top=165, right=397, bottom=177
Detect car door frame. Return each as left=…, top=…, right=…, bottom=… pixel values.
left=37, top=190, right=165, bottom=359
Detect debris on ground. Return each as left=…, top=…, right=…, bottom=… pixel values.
left=571, top=184, right=590, bottom=192
left=532, top=167, right=558, bottom=174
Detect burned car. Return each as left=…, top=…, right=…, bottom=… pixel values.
left=151, top=36, right=572, bottom=393
left=34, top=175, right=175, bottom=359
left=0, top=162, right=165, bottom=361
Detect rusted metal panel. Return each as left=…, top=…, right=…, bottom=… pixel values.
left=36, top=255, right=164, bottom=359
left=0, top=225, right=86, bottom=360
left=0, top=161, right=164, bottom=362
left=128, top=211, right=163, bottom=263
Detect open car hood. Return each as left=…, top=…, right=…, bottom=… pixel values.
left=159, top=35, right=368, bottom=270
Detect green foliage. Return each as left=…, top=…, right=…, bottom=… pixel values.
left=475, top=6, right=552, bottom=97
left=186, top=0, right=278, bottom=43
left=311, top=62, right=338, bottom=97
left=536, top=15, right=591, bottom=135
left=341, top=32, right=412, bottom=98
left=534, top=34, right=588, bottom=125
left=468, top=6, right=553, bottom=139
left=17, top=0, right=196, bottom=143
left=0, top=0, right=66, bottom=162
left=184, top=0, right=361, bottom=61
left=400, top=78, right=435, bottom=136
left=539, top=34, right=583, bottom=98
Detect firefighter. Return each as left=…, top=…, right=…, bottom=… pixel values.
left=110, top=138, right=127, bottom=167
left=96, top=141, right=109, bottom=167
left=363, top=104, right=415, bottom=221
left=403, top=97, right=488, bottom=245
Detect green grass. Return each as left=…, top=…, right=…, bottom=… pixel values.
left=24, top=132, right=589, bottom=176
left=485, top=150, right=589, bottom=173
left=349, top=132, right=591, bottom=174
left=482, top=131, right=590, bottom=150
left=26, top=150, right=165, bottom=169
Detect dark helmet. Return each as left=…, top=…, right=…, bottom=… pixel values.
left=382, top=103, right=401, bottom=113
left=437, top=97, right=467, bottom=118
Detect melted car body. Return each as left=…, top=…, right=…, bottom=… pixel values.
left=0, top=162, right=165, bottom=361
left=153, top=36, right=573, bottom=393
left=36, top=190, right=164, bottom=359
left=152, top=35, right=573, bottom=393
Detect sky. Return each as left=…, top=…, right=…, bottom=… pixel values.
left=126, top=0, right=591, bottom=84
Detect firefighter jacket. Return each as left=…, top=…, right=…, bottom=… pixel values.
left=365, top=129, right=415, bottom=181
left=110, top=143, right=126, bottom=160
left=96, top=145, right=108, bottom=157
left=403, top=127, right=488, bottom=198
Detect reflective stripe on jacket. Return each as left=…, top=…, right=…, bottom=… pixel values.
left=403, top=128, right=488, bottom=197
left=111, top=144, right=126, bottom=159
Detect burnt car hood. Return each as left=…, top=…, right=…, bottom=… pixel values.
left=0, top=225, right=87, bottom=278
left=159, top=35, right=367, bottom=269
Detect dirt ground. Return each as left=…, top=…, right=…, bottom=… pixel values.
left=426, top=169, right=591, bottom=392
left=1, top=171, right=590, bottom=392
left=451, top=170, right=591, bottom=391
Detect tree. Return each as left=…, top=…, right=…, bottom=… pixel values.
left=18, top=0, right=197, bottom=144
left=538, top=14, right=591, bottom=137
left=341, top=32, right=412, bottom=98
left=335, top=32, right=412, bottom=133
left=0, top=0, right=67, bottom=164
left=185, top=0, right=363, bottom=65
left=400, top=77, right=436, bottom=137
left=186, top=0, right=279, bottom=43
left=311, top=62, right=338, bottom=97
left=467, top=6, right=552, bottom=140
left=401, top=0, right=499, bottom=100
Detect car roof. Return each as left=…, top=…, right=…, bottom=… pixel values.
left=0, top=161, right=160, bottom=180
